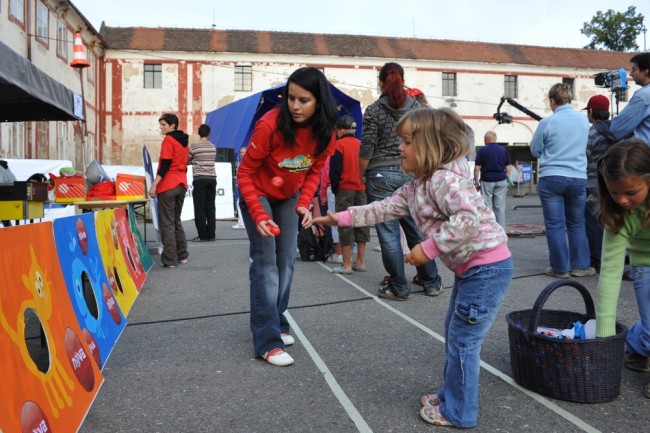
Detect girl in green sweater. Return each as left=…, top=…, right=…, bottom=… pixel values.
left=596, top=138, right=650, bottom=399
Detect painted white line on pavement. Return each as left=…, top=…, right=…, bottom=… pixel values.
left=318, top=262, right=601, bottom=433
left=285, top=311, right=372, bottom=433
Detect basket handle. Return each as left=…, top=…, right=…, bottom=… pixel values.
left=526, top=279, right=595, bottom=336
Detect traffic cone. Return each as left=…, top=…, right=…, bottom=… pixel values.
left=70, top=31, right=90, bottom=68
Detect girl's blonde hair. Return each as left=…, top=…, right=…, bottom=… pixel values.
left=396, top=108, right=469, bottom=181
left=597, top=138, right=650, bottom=233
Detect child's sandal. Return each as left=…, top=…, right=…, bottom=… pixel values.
left=420, top=393, right=441, bottom=406
left=420, top=404, right=454, bottom=427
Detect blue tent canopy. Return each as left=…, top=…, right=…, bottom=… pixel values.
left=204, top=83, right=362, bottom=156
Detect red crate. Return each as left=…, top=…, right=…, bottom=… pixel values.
left=116, top=174, right=146, bottom=200
left=54, top=176, right=87, bottom=203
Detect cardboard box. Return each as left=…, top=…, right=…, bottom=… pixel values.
left=54, top=176, right=87, bottom=203
left=116, top=173, right=146, bottom=200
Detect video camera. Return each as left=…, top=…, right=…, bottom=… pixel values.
left=493, top=97, right=542, bottom=124
left=594, top=68, right=629, bottom=91
left=493, top=111, right=513, bottom=124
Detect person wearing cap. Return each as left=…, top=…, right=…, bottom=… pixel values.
left=473, top=131, right=511, bottom=229
left=530, top=83, right=594, bottom=278
left=611, top=52, right=650, bottom=145
left=583, top=94, right=618, bottom=271
left=406, top=88, right=429, bottom=107
left=328, top=114, right=369, bottom=274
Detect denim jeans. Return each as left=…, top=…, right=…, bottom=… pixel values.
left=437, top=258, right=513, bottom=427
left=538, top=176, right=590, bottom=273
left=627, top=266, right=650, bottom=357
left=239, top=194, right=299, bottom=356
left=365, top=166, right=441, bottom=296
left=479, top=179, right=507, bottom=229
left=157, top=184, right=188, bottom=266
left=584, top=187, right=603, bottom=266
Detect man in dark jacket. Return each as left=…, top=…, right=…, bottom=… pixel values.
left=583, top=94, right=617, bottom=270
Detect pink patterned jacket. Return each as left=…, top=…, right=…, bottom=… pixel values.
left=337, top=158, right=511, bottom=276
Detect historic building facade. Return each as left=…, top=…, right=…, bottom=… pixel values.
left=98, top=26, right=633, bottom=166
left=0, top=0, right=104, bottom=169
left=1, top=4, right=636, bottom=170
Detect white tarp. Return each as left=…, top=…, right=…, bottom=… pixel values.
left=2, top=159, right=234, bottom=221
left=103, top=163, right=234, bottom=221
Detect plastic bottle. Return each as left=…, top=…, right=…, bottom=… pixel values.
left=308, top=247, right=315, bottom=261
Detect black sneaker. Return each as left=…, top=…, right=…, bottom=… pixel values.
left=424, top=281, right=445, bottom=297
left=378, top=285, right=409, bottom=301
left=625, top=351, right=650, bottom=372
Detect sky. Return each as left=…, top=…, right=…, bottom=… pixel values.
left=71, top=0, right=650, bottom=50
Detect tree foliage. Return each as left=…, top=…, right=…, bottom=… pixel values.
left=581, top=6, right=645, bottom=51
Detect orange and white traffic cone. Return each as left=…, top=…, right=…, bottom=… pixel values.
left=70, top=31, right=90, bottom=68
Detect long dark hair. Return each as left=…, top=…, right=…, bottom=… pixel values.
left=276, top=67, right=337, bottom=157
left=598, top=138, right=650, bottom=233
left=379, top=62, right=406, bottom=109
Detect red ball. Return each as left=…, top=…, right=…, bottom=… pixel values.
left=271, top=176, right=284, bottom=188
left=269, top=226, right=281, bottom=236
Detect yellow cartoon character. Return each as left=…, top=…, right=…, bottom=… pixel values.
left=0, top=246, right=75, bottom=417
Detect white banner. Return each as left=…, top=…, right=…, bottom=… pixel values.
left=3, top=159, right=234, bottom=222
left=103, top=163, right=234, bottom=221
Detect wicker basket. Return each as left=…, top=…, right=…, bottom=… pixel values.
left=506, top=279, right=628, bottom=403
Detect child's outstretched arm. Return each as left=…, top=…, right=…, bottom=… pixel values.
left=311, top=210, right=339, bottom=227
left=404, top=244, right=430, bottom=266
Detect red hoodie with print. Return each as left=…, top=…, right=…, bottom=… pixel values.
left=237, top=108, right=336, bottom=226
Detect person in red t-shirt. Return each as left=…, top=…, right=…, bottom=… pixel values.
left=148, top=113, right=190, bottom=268
left=236, top=67, right=338, bottom=366
left=329, top=114, right=370, bottom=275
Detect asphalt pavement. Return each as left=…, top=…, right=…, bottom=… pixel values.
left=79, top=194, right=650, bottom=433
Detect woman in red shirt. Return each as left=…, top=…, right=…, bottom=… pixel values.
left=237, top=67, right=338, bottom=366
left=148, top=113, right=190, bottom=268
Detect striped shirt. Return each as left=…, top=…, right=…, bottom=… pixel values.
left=189, top=140, right=216, bottom=179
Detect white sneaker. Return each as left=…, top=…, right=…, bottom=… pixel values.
left=373, top=246, right=382, bottom=252
left=232, top=223, right=245, bottom=230
left=281, top=333, right=295, bottom=346
left=326, top=254, right=343, bottom=264
left=263, top=348, right=294, bottom=366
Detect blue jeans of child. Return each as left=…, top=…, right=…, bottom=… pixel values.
left=365, top=166, right=441, bottom=296
left=627, top=266, right=650, bottom=357
left=437, top=258, right=514, bottom=427
left=239, top=194, right=299, bottom=357
left=538, top=176, right=590, bottom=273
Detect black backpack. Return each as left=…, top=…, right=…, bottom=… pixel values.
left=297, top=223, right=331, bottom=262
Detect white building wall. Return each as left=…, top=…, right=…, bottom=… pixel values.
left=102, top=49, right=635, bottom=166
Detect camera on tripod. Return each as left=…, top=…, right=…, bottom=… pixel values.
left=594, top=68, right=629, bottom=91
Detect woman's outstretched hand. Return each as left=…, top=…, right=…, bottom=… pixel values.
left=311, top=210, right=339, bottom=227
left=296, top=206, right=312, bottom=228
